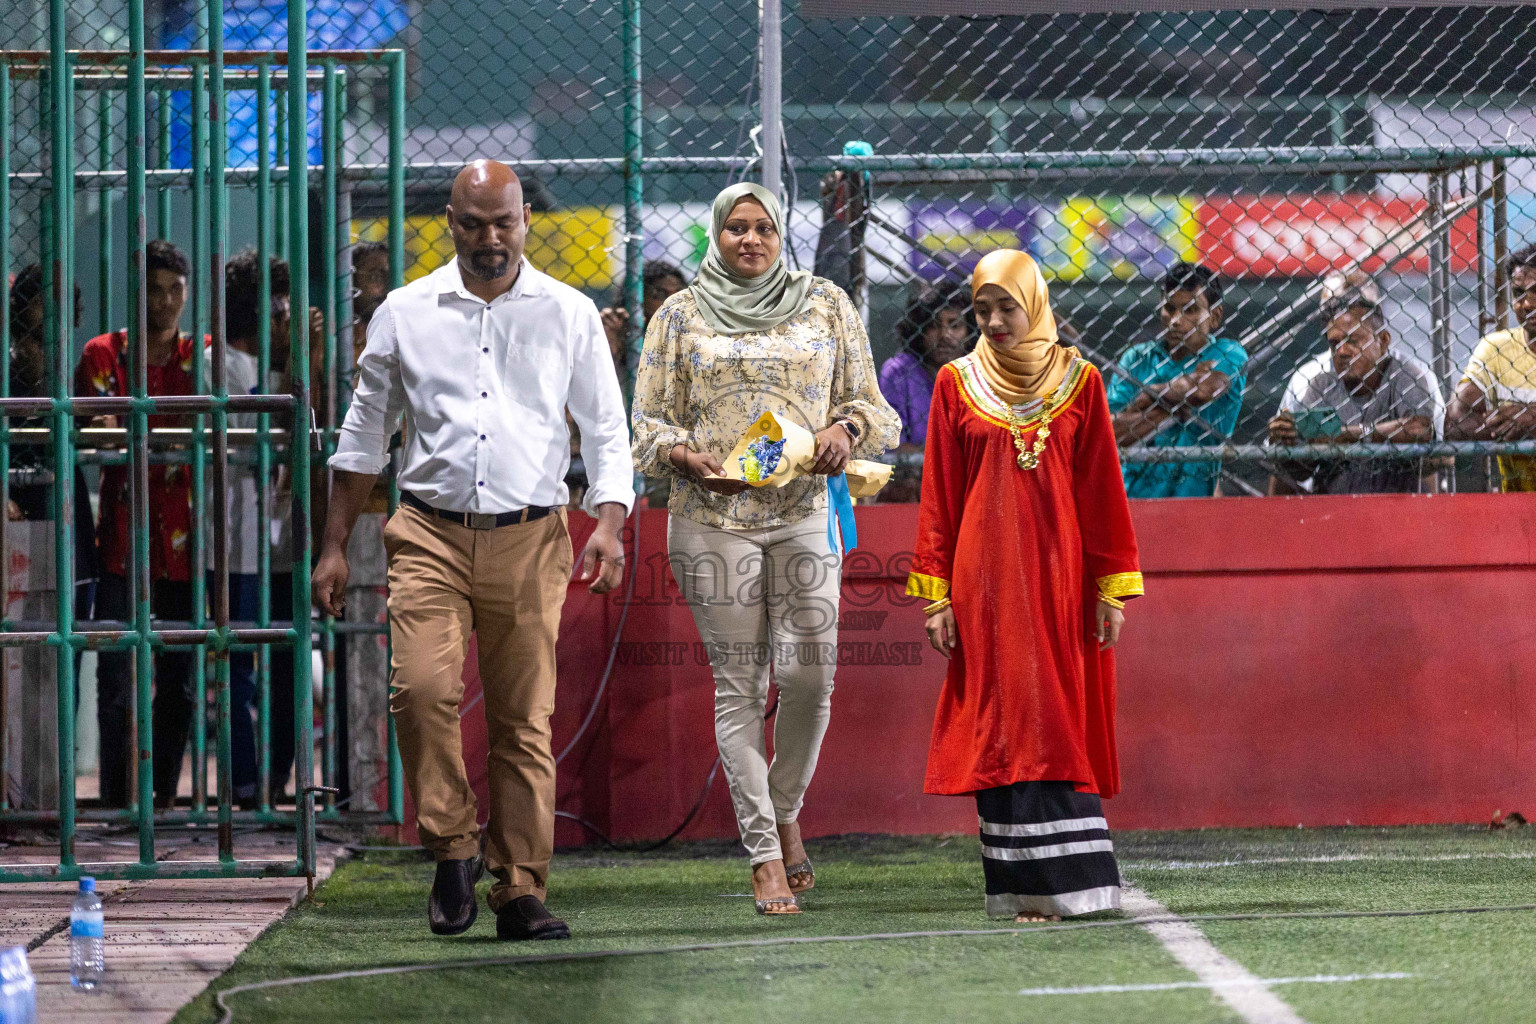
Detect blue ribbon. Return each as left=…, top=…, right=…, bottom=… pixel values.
left=826, top=472, right=857, bottom=555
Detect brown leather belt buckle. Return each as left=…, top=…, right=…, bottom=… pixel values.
left=468, top=512, right=499, bottom=531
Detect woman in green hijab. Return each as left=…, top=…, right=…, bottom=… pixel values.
left=632, top=183, right=901, bottom=915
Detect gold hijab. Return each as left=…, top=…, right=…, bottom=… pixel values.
left=971, top=249, right=1076, bottom=405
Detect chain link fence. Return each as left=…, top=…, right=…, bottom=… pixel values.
left=7, top=0, right=1536, bottom=820
left=11, top=2, right=1536, bottom=504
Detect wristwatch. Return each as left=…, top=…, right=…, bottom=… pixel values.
left=836, top=419, right=860, bottom=443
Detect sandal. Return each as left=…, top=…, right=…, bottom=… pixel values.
left=751, top=861, right=802, bottom=916
left=785, top=858, right=814, bottom=894
left=755, top=890, right=804, bottom=914
left=755, top=894, right=801, bottom=915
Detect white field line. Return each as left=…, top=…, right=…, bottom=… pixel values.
left=1124, top=851, right=1536, bottom=871
left=1019, top=972, right=1412, bottom=996
left=1123, top=887, right=1310, bottom=1024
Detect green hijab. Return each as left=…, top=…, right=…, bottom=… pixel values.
left=690, top=183, right=814, bottom=336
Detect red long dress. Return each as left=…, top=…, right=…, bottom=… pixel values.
left=908, top=352, right=1142, bottom=798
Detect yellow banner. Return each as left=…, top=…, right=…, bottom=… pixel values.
left=354, top=208, right=617, bottom=290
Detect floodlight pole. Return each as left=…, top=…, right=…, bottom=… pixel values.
left=760, top=0, right=782, bottom=198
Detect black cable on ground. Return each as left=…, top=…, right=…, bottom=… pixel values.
left=552, top=696, right=773, bottom=853
left=214, top=902, right=1536, bottom=1024
left=555, top=755, right=722, bottom=854
left=553, top=501, right=642, bottom=767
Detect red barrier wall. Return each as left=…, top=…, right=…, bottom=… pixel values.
left=421, top=493, right=1536, bottom=846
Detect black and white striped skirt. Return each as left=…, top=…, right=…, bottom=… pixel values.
left=975, top=781, right=1121, bottom=918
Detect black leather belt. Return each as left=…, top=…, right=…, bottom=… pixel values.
left=401, top=490, right=557, bottom=530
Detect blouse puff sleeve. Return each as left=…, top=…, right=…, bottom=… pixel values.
left=630, top=295, right=694, bottom=479
left=827, top=286, right=903, bottom=459
left=905, top=364, right=963, bottom=608
left=1072, top=367, right=1144, bottom=605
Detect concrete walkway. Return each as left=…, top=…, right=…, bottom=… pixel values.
left=0, top=830, right=340, bottom=1024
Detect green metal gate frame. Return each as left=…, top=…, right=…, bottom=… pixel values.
left=0, top=0, right=406, bottom=882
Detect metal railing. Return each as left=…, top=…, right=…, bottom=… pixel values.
left=0, top=4, right=408, bottom=880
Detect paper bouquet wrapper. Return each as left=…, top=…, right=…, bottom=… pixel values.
left=706, top=410, right=894, bottom=499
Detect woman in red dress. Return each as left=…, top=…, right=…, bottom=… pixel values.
left=908, top=249, right=1142, bottom=922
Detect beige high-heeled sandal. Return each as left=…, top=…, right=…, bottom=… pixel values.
left=785, top=858, right=814, bottom=894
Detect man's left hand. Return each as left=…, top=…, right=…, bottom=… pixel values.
left=576, top=523, right=626, bottom=594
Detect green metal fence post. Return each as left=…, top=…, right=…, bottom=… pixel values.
left=209, top=0, right=235, bottom=862
left=1494, top=157, right=1509, bottom=330
left=128, top=0, right=155, bottom=864
left=288, top=0, right=318, bottom=876
left=98, top=89, right=114, bottom=335
left=47, top=8, right=79, bottom=871
left=155, top=84, right=171, bottom=240
left=274, top=81, right=287, bottom=262
left=0, top=62, right=10, bottom=815
left=255, top=59, right=274, bottom=815
left=385, top=47, right=405, bottom=826
left=189, top=58, right=210, bottom=814
left=320, top=59, right=339, bottom=811
left=623, top=0, right=643, bottom=385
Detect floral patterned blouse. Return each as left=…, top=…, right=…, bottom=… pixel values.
left=632, top=279, right=902, bottom=530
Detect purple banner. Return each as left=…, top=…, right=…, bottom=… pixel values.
left=906, top=201, right=1036, bottom=283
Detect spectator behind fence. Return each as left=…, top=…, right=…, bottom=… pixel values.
left=1445, top=243, right=1536, bottom=490
left=878, top=283, right=971, bottom=502
left=351, top=240, right=391, bottom=354
left=215, top=249, right=302, bottom=809
left=1108, top=262, right=1248, bottom=498
left=882, top=283, right=971, bottom=447
left=1267, top=272, right=1444, bottom=495
left=351, top=243, right=399, bottom=520
left=600, top=260, right=686, bottom=380
left=8, top=264, right=96, bottom=530
left=76, top=240, right=196, bottom=809
left=592, top=261, right=685, bottom=508
left=7, top=265, right=99, bottom=697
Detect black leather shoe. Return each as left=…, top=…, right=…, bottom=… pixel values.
left=428, top=856, right=484, bottom=936
left=496, top=895, right=571, bottom=941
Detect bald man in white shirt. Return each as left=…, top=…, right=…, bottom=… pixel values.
left=313, top=160, right=631, bottom=941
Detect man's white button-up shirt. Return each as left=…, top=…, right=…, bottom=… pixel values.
left=330, top=258, right=635, bottom=516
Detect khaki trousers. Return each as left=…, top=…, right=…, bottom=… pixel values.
left=384, top=504, right=573, bottom=909
left=667, top=510, right=841, bottom=865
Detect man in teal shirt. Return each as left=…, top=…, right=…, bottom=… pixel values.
left=1107, top=262, right=1249, bottom=497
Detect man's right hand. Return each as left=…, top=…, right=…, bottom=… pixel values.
left=312, top=548, right=351, bottom=617
left=1268, top=411, right=1299, bottom=445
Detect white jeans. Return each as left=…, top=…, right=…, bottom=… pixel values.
left=668, top=509, right=842, bottom=865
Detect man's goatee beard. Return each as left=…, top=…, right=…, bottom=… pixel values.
left=469, top=252, right=510, bottom=279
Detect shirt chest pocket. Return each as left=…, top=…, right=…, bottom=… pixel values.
left=499, top=341, right=569, bottom=415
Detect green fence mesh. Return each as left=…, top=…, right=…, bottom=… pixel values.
left=7, top=0, right=1536, bottom=845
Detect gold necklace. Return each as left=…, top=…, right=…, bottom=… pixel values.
left=1006, top=399, right=1055, bottom=471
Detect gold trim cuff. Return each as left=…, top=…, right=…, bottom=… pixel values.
left=906, top=572, right=950, bottom=602
left=1097, top=571, right=1144, bottom=600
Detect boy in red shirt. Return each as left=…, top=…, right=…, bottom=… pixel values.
left=76, top=240, right=197, bottom=808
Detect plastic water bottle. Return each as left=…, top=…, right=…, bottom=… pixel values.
left=0, top=946, right=36, bottom=1024
left=69, top=876, right=104, bottom=991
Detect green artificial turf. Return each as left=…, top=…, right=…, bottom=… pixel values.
left=175, top=827, right=1536, bottom=1024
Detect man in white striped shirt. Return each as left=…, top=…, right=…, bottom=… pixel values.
left=313, top=160, right=632, bottom=941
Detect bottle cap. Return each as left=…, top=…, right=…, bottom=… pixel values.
left=79, top=876, right=95, bottom=893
